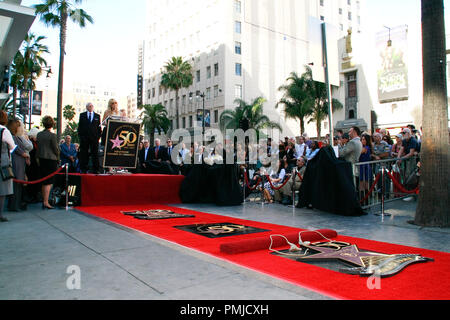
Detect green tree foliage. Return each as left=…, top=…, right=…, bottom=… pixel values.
left=220, top=97, right=282, bottom=137
left=139, top=104, right=171, bottom=147
left=160, top=57, right=194, bottom=130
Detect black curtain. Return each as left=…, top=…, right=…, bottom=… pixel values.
left=297, top=146, right=366, bottom=216
left=180, top=163, right=243, bottom=207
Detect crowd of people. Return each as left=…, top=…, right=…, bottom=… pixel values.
left=0, top=97, right=424, bottom=222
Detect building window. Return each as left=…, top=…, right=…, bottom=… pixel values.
left=182, top=117, right=186, bottom=128
left=339, top=8, right=343, bottom=14
left=348, top=12, right=352, bottom=20
left=196, top=70, right=201, bottom=82
left=214, top=85, right=219, bottom=98
left=235, top=84, right=243, bottom=99
left=235, top=63, right=242, bottom=76
left=235, top=41, right=241, bottom=55
left=152, top=88, right=156, bottom=98
left=214, top=63, right=219, bottom=76
left=320, top=0, right=324, bottom=6
left=206, top=87, right=211, bottom=100
left=235, top=0, right=241, bottom=13
left=189, top=115, right=193, bottom=128
left=214, top=110, right=219, bottom=123
left=235, top=21, right=241, bottom=34
left=206, top=66, right=211, bottom=79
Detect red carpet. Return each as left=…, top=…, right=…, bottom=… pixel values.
left=80, top=174, right=184, bottom=206
left=77, top=204, right=450, bottom=300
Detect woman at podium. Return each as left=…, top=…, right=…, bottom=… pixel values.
left=101, top=99, right=120, bottom=146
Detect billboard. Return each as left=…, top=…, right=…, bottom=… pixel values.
left=19, top=91, right=29, bottom=115
left=32, top=91, right=43, bottom=116
left=376, top=25, right=409, bottom=103
left=197, top=109, right=211, bottom=128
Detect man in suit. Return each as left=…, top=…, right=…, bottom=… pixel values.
left=138, top=140, right=151, bottom=173
left=339, top=126, right=363, bottom=165
left=77, top=103, right=102, bottom=174
left=149, top=139, right=166, bottom=162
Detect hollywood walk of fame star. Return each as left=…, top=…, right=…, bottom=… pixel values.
left=297, top=244, right=388, bottom=268
left=110, top=136, right=123, bottom=150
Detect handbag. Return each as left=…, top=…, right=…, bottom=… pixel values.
left=0, top=128, right=15, bottom=181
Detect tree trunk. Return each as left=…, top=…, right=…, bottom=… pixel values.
left=317, top=118, right=322, bottom=140
left=175, top=89, right=180, bottom=130
left=56, top=12, right=68, bottom=141
left=300, top=118, right=305, bottom=136
left=12, top=86, right=17, bottom=119
left=415, top=0, right=450, bottom=227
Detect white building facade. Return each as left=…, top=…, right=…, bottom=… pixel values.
left=143, top=0, right=364, bottom=138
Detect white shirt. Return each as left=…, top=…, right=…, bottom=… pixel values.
left=0, top=125, right=17, bottom=153
left=295, top=143, right=307, bottom=159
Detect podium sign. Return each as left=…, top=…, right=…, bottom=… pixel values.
left=103, top=119, right=142, bottom=169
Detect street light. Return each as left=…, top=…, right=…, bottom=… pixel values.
left=384, top=26, right=392, bottom=47
left=189, top=90, right=206, bottom=142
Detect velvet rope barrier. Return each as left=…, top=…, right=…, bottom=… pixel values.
left=385, top=170, right=420, bottom=195
left=243, top=171, right=262, bottom=191
left=264, top=174, right=292, bottom=191
left=13, top=166, right=65, bottom=185
left=360, top=173, right=381, bottom=204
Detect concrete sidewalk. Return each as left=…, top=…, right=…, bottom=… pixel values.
left=0, top=200, right=448, bottom=300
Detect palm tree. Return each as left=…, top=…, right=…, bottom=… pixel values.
left=34, top=0, right=93, bottom=140
left=308, top=81, right=343, bottom=139
left=415, top=0, right=450, bottom=227
left=160, top=57, right=193, bottom=130
left=9, top=52, right=25, bottom=119
left=276, top=69, right=314, bottom=136
left=220, top=97, right=282, bottom=135
left=139, top=104, right=171, bottom=147
left=10, top=34, right=49, bottom=122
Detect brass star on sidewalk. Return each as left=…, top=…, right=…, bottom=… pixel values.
left=297, top=244, right=388, bottom=268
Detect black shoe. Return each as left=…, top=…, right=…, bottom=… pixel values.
left=0, top=217, right=8, bottom=222
left=42, top=204, right=55, bottom=210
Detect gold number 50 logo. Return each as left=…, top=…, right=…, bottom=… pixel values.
left=118, top=130, right=137, bottom=148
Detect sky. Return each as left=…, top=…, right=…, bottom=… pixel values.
left=20, top=0, right=449, bottom=98
left=22, top=0, right=147, bottom=96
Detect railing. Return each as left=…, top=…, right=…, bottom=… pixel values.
left=353, top=156, right=420, bottom=215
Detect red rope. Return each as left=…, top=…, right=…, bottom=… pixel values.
left=244, top=171, right=262, bottom=191
left=264, top=174, right=291, bottom=191
left=13, top=166, right=65, bottom=185
left=297, top=172, right=303, bottom=182
left=385, top=170, right=420, bottom=195
left=360, top=173, right=381, bottom=204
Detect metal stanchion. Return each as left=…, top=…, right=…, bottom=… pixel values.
left=243, top=168, right=246, bottom=204
left=65, top=164, right=69, bottom=212
left=375, top=166, right=391, bottom=219
left=261, top=175, right=265, bottom=206
left=288, top=169, right=297, bottom=209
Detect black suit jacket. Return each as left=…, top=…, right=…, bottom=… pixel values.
left=139, top=147, right=152, bottom=164
left=149, top=146, right=167, bottom=161
left=78, top=111, right=102, bottom=141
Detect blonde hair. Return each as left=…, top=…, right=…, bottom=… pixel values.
left=103, top=99, right=120, bottom=122
left=107, top=99, right=119, bottom=114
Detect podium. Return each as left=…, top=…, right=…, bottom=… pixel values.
left=102, top=116, right=142, bottom=171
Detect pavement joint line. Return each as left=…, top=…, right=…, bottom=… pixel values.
left=32, top=210, right=165, bottom=296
